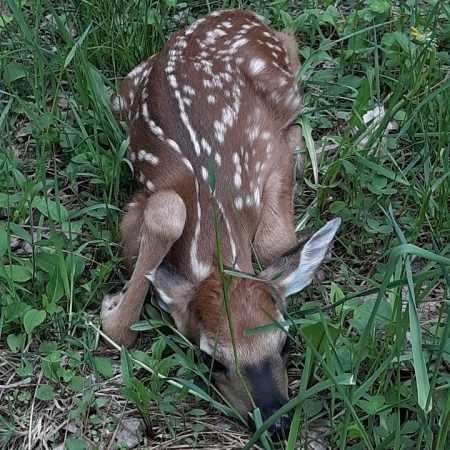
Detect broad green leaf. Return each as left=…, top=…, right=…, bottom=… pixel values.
left=187, top=409, right=207, bottom=417
left=65, top=439, right=87, bottom=450
left=4, top=302, right=31, bottom=322
left=329, top=201, right=346, bottom=214
left=121, top=347, right=134, bottom=387
left=349, top=299, right=392, bottom=333
left=39, top=341, right=58, bottom=354
left=32, top=197, right=69, bottom=223
left=92, top=356, right=113, bottom=378
left=3, top=62, right=26, bottom=83
left=35, top=252, right=60, bottom=273
left=303, top=398, right=323, bottom=418
left=370, top=0, right=391, bottom=13
left=7, top=333, right=26, bottom=353
left=301, top=322, right=343, bottom=353
left=0, top=227, right=8, bottom=257
left=67, top=376, right=91, bottom=391
left=0, top=264, right=32, bottom=282
left=46, top=266, right=65, bottom=304
left=354, top=77, right=370, bottom=116
left=0, top=13, right=14, bottom=31
left=24, top=309, right=46, bottom=334
left=95, top=398, right=108, bottom=408
left=357, top=395, right=385, bottom=414
left=36, top=385, right=56, bottom=401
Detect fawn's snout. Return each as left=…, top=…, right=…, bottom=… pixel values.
left=244, top=358, right=293, bottom=439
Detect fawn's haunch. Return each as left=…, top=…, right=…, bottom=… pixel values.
left=101, top=9, right=341, bottom=438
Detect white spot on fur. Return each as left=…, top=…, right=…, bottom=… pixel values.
left=216, top=199, right=237, bottom=264
left=253, top=188, right=261, bottom=206
left=201, top=166, right=208, bottom=181
left=182, top=157, right=194, bottom=173
left=248, top=127, right=259, bottom=142
left=214, top=120, right=227, bottom=144
left=204, top=28, right=227, bottom=46
left=138, top=150, right=159, bottom=164
left=249, top=57, right=266, bottom=75
left=174, top=88, right=201, bottom=156
left=111, top=95, right=124, bottom=113
left=167, top=139, right=181, bottom=153
left=168, top=75, right=178, bottom=89
left=230, top=38, right=249, bottom=53
left=184, top=17, right=205, bottom=35
left=190, top=180, right=211, bottom=282
left=201, top=138, right=212, bottom=155
left=128, top=63, right=145, bottom=78
left=142, top=103, right=165, bottom=138
left=146, top=180, right=154, bottom=191
left=183, top=85, right=196, bottom=96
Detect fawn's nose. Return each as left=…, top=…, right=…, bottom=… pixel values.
left=248, top=403, right=293, bottom=441
left=267, top=409, right=293, bottom=440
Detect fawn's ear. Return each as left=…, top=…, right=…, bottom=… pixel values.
left=146, top=262, right=196, bottom=335
left=259, top=218, right=341, bottom=297
left=146, top=261, right=195, bottom=311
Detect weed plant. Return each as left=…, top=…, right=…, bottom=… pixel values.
left=1, top=0, right=449, bottom=449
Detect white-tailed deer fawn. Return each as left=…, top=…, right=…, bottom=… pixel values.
left=102, top=9, right=340, bottom=438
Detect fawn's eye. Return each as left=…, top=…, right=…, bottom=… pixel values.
left=200, top=351, right=227, bottom=375
left=281, top=336, right=291, bottom=358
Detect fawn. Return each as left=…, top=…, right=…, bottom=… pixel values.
left=102, top=9, right=340, bottom=438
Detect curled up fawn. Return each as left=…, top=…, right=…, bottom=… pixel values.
left=101, top=9, right=340, bottom=439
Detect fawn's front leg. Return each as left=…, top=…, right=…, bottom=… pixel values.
left=101, top=190, right=186, bottom=348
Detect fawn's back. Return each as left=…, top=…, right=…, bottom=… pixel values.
left=113, top=9, right=302, bottom=282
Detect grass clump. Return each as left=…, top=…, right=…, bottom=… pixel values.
left=1, top=0, right=449, bottom=449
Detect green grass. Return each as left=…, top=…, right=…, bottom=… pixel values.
left=1, top=0, right=450, bottom=449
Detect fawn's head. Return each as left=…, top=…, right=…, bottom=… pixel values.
left=147, top=218, right=340, bottom=438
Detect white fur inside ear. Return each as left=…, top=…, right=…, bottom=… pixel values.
left=145, top=268, right=156, bottom=283
left=155, top=288, right=173, bottom=311
left=146, top=270, right=173, bottom=311
left=283, top=218, right=341, bottom=297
